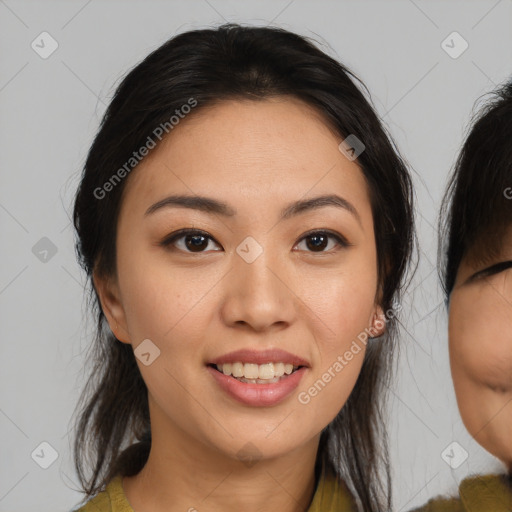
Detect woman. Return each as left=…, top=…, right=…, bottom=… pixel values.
left=70, top=23, right=414, bottom=512
left=412, top=80, right=512, bottom=511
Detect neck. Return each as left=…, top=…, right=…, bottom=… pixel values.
left=123, top=418, right=321, bottom=512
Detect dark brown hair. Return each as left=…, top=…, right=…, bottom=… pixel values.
left=71, top=23, right=415, bottom=511
left=439, top=79, right=512, bottom=300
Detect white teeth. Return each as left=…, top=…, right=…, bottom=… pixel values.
left=244, top=363, right=259, bottom=379
left=258, top=363, right=274, bottom=380
left=215, top=361, right=300, bottom=380
left=274, top=362, right=285, bottom=377
left=232, top=362, right=244, bottom=377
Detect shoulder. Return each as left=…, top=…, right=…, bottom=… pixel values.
left=72, top=475, right=134, bottom=512
left=409, top=496, right=464, bottom=512
left=409, top=473, right=512, bottom=512
left=459, top=473, right=512, bottom=509
left=308, top=464, right=358, bottom=511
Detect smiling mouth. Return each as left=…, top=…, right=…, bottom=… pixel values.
left=208, top=362, right=305, bottom=384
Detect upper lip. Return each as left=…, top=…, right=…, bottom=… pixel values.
left=208, top=348, right=310, bottom=367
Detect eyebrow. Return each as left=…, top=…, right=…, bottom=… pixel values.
left=144, top=193, right=362, bottom=225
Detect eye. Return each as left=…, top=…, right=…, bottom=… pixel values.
left=470, top=260, right=512, bottom=281
left=160, top=229, right=222, bottom=253
left=159, top=228, right=350, bottom=254
left=294, top=230, right=350, bottom=253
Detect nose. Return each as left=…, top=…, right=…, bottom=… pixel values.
left=220, top=247, right=297, bottom=333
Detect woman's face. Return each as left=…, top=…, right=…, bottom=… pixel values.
left=95, top=97, right=384, bottom=463
left=449, top=226, right=512, bottom=470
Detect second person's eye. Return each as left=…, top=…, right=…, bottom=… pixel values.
left=471, top=260, right=512, bottom=281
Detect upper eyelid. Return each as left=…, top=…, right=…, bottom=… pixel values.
left=470, top=260, right=512, bottom=280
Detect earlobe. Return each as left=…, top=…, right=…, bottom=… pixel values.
left=370, top=305, right=386, bottom=338
left=92, top=271, right=131, bottom=344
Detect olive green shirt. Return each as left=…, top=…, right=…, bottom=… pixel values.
left=411, top=474, right=512, bottom=512
left=73, top=465, right=357, bottom=511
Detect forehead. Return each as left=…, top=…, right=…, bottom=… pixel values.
left=120, top=97, right=371, bottom=221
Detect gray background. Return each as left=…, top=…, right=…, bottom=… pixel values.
left=1, top=1, right=511, bottom=510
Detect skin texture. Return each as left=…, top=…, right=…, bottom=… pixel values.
left=94, top=97, right=385, bottom=512
left=449, top=227, right=512, bottom=474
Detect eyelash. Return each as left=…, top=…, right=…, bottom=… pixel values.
left=159, top=228, right=350, bottom=254
left=471, top=260, right=512, bottom=280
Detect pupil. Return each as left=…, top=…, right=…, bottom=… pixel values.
left=186, top=234, right=207, bottom=251
left=308, top=235, right=327, bottom=251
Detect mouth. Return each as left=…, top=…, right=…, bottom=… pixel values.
left=206, top=348, right=310, bottom=405
left=206, top=362, right=308, bottom=407
left=208, top=362, right=306, bottom=384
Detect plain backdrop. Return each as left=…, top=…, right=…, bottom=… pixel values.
left=1, top=1, right=511, bottom=510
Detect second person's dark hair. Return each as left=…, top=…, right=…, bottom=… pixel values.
left=439, top=79, right=512, bottom=300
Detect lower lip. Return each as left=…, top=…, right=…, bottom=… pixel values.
left=207, top=365, right=307, bottom=407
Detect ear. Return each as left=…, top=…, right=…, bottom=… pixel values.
left=369, top=304, right=386, bottom=338
left=93, top=271, right=131, bottom=344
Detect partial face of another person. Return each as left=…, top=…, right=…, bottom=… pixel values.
left=449, top=226, right=512, bottom=471
left=95, top=97, right=384, bottom=462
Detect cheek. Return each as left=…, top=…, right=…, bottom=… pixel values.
left=449, top=287, right=512, bottom=387
left=117, top=242, right=223, bottom=344
left=294, top=260, right=377, bottom=413
left=449, top=286, right=512, bottom=462
left=316, top=273, right=377, bottom=348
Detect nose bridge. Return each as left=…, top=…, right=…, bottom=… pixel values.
left=236, top=235, right=286, bottom=297
left=222, top=235, right=295, bottom=329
